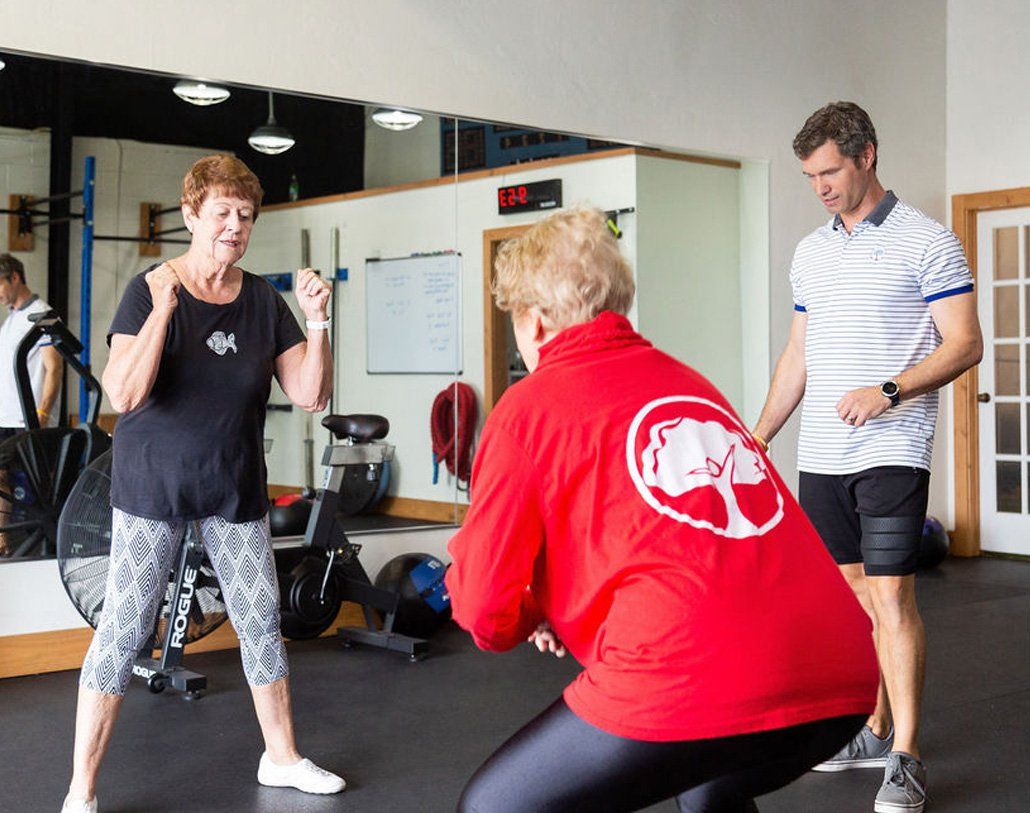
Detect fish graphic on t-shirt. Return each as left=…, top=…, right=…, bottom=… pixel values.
left=206, top=331, right=238, bottom=355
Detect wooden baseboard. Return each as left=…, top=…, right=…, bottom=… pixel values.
left=266, top=489, right=468, bottom=525
left=373, top=496, right=468, bottom=524
left=268, top=483, right=304, bottom=499
left=0, top=602, right=364, bottom=680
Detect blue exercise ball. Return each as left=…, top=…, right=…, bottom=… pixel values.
left=918, top=516, right=949, bottom=569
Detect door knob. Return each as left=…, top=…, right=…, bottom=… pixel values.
left=977, top=392, right=991, bottom=403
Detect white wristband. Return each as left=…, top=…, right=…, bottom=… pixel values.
left=306, top=319, right=331, bottom=330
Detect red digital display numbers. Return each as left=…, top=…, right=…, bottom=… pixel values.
left=498, top=185, right=529, bottom=208
left=496, top=179, right=562, bottom=215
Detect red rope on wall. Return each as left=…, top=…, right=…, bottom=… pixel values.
left=431, top=382, right=478, bottom=488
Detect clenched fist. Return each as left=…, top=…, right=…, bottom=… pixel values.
left=145, top=263, right=180, bottom=315
left=295, top=267, right=331, bottom=321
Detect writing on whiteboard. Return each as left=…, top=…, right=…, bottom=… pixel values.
left=366, top=254, right=462, bottom=373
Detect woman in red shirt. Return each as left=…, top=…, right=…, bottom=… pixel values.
left=446, top=207, right=879, bottom=812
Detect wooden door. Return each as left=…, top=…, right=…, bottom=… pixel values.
left=482, top=225, right=531, bottom=414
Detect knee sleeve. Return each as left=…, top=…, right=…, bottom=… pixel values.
left=859, top=515, right=923, bottom=577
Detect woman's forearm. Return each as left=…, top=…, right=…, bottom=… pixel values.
left=294, top=330, right=333, bottom=412
left=102, top=310, right=172, bottom=413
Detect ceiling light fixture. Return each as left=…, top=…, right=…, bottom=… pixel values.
left=172, top=79, right=230, bottom=106
left=248, top=91, right=295, bottom=155
left=371, top=108, right=423, bottom=131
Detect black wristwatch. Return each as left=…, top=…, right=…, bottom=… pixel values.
left=880, top=380, right=901, bottom=408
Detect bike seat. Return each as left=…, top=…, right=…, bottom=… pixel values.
left=322, top=414, right=389, bottom=443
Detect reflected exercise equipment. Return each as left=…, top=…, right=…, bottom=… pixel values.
left=0, top=312, right=110, bottom=559
left=57, top=450, right=226, bottom=698
left=54, top=412, right=426, bottom=703
left=276, top=413, right=438, bottom=659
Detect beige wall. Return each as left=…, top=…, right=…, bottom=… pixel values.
left=947, top=0, right=1030, bottom=196
left=635, top=156, right=742, bottom=406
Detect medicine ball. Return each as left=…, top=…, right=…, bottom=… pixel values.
left=918, top=516, right=950, bottom=570
left=269, top=497, right=312, bottom=538
left=374, top=553, right=451, bottom=639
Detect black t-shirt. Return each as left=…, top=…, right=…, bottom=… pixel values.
left=108, top=268, right=305, bottom=522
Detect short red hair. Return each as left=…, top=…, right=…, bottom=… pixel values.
left=181, top=154, right=264, bottom=219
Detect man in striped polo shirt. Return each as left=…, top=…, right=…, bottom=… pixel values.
left=753, top=102, right=982, bottom=813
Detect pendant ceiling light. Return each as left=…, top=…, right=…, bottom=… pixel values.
left=172, top=79, right=230, bottom=106
left=371, top=108, right=423, bottom=131
left=248, top=91, right=295, bottom=155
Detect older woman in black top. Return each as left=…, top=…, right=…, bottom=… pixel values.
left=63, top=155, right=342, bottom=813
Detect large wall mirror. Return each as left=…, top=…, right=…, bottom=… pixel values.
left=0, top=50, right=769, bottom=568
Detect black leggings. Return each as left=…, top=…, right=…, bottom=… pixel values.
left=457, top=698, right=864, bottom=813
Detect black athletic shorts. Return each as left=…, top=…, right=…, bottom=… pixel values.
left=799, top=466, right=929, bottom=577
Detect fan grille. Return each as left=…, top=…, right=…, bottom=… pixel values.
left=57, top=451, right=227, bottom=644
left=0, top=427, right=90, bottom=559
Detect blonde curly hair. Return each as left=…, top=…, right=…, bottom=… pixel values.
left=493, top=205, right=635, bottom=331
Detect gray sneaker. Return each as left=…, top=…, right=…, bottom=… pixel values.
left=874, top=752, right=927, bottom=813
left=811, top=724, right=893, bottom=771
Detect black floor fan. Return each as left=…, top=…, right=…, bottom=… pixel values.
left=57, top=450, right=229, bottom=698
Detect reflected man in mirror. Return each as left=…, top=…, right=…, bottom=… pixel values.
left=0, top=252, right=63, bottom=557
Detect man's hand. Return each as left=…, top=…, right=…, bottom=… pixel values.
left=295, top=268, right=331, bottom=321
left=528, top=621, right=566, bottom=658
left=836, top=385, right=891, bottom=427
left=145, top=264, right=180, bottom=315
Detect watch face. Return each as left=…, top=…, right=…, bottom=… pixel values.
left=882, top=381, right=899, bottom=397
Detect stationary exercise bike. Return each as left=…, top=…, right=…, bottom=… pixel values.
left=274, top=413, right=431, bottom=661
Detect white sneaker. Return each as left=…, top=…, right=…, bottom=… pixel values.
left=61, top=797, right=98, bottom=813
left=257, top=752, right=346, bottom=794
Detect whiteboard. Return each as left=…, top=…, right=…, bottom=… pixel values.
left=366, top=253, right=462, bottom=374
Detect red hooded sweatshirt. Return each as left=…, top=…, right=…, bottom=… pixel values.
left=446, top=312, right=878, bottom=741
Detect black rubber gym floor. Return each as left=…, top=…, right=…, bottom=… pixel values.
left=2, top=556, right=1028, bottom=812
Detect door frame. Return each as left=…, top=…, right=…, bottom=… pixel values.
left=482, top=224, right=532, bottom=414
left=951, top=186, right=1030, bottom=556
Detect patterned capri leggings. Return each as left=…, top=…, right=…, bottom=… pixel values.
left=80, top=508, right=289, bottom=695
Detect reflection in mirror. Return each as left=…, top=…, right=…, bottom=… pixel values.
left=452, top=117, right=764, bottom=453
left=244, top=114, right=467, bottom=538
left=0, top=50, right=767, bottom=570
left=0, top=51, right=471, bottom=563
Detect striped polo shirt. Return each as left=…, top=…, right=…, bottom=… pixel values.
left=790, top=191, right=974, bottom=474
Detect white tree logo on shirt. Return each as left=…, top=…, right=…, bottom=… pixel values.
left=626, top=396, right=784, bottom=538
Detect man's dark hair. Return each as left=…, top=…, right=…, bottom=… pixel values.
left=0, top=253, right=25, bottom=283
left=793, top=101, right=878, bottom=171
